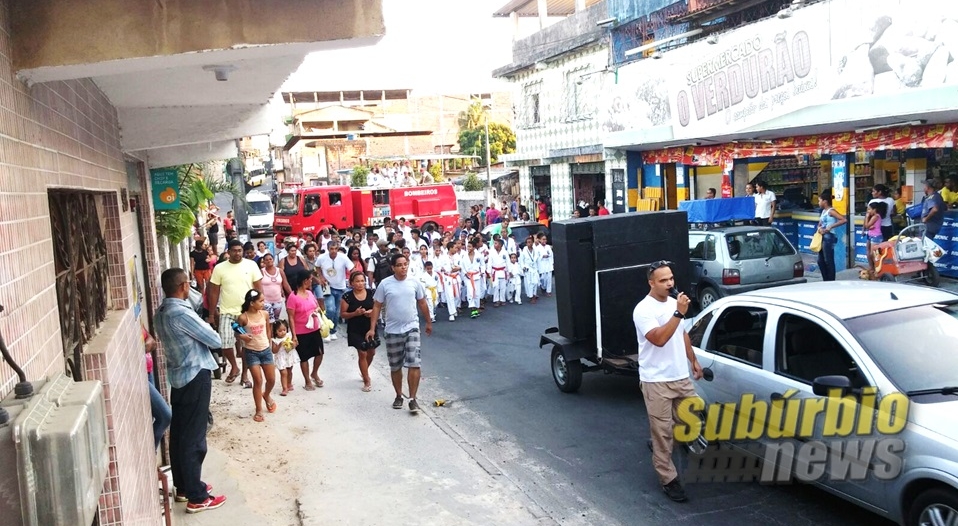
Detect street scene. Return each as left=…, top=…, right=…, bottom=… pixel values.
left=2, top=1, right=958, bottom=526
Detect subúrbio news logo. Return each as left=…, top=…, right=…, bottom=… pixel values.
left=673, top=388, right=908, bottom=484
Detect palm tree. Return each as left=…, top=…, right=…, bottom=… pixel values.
left=457, top=98, right=488, bottom=131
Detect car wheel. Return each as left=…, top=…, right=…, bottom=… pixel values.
left=923, top=264, right=941, bottom=287
left=699, top=286, right=721, bottom=308
left=908, top=487, right=958, bottom=526
left=551, top=345, right=582, bottom=393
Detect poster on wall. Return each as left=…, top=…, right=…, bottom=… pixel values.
left=150, top=167, right=180, bottom=210
left=828, top=0, right=958, bottom=100
left=669, top=4, right=828, bottom=140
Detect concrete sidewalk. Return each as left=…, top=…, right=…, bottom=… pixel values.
left=170, top=333, right=555, bottom=526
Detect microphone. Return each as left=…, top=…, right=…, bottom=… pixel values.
left=669, top=287, right=680, bottom=299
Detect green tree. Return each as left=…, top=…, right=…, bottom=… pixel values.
left=458, top=121, right=516, bottom=165
left=428, top=162, right=445, bottom=183
left=462, top=172, right=485, bottom=191
left=351, top=165, right=370, bottom=187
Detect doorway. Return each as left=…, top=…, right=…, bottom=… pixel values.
left=662, top=163, right=678, bottom=210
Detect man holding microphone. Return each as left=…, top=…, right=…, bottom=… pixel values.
left=633, top=260, right=703, bottom=503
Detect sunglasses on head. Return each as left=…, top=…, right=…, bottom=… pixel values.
left=649, top=260, right=672, bottom=271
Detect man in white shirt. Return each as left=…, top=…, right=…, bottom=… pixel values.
left=374, top=217, right=391, bottom=240
left=632, top=260, right=702, bottom=503
left=360, top=233, right=377, bottom=262
left=753, top=180, right=776, bottom=226
left=315, top=242, right=354, bottom=342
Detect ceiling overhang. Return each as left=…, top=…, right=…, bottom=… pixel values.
left=12, top=0, right=385, bottom=168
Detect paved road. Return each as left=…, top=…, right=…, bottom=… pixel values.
left=419, top=295, right=896, bottom=526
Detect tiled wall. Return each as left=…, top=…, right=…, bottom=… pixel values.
left=0, top=0, right=161, bottom=524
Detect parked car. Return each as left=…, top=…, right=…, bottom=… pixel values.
left=481, top=220, right=550, bottom=246
left=688, top=226, right=805, bottom=308
left=688, top=281, right=958, bottom=526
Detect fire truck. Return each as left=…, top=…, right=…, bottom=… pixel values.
left=273, top=183, right=460, bottom=240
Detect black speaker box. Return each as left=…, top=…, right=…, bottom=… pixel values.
left=550, top=211, right=691, bottom=356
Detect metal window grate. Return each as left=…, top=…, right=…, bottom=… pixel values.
left=48, top=191, right=109, bottom=381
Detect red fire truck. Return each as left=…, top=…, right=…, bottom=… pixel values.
left=273, top=184, right=460, bottom=240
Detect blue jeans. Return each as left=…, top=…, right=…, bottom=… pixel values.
left=325, top=287, right=346, bottom=334
left=148, top=372, right=172, bottom=451
left=817, top=232, right=837, bottom=281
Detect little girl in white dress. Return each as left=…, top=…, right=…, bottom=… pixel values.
left=271, top=320, right=300, bottom=396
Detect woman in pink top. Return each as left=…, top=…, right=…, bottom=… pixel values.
left=260, top=254, right=285, bottom=322
left=285, top=269, right=325, bottom=390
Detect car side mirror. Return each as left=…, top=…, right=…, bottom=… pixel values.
left=813, top=375, right=851, bottom=397
left=701, top=367, right=714, bottom=382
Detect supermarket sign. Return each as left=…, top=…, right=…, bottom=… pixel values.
left=670, top=6, right=827, bottom=140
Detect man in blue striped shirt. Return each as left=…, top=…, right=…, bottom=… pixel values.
left=154, top=268, right=227, bottom=513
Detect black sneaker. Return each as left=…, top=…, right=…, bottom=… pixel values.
left=392, top=396, right=404, bottom=409
left=662, top=477, right=688, bottom=502
left=409, top=399, right=421, bottom=413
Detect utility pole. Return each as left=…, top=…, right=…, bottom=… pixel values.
left=228, top=157, right=249, bottom=242
left=484, top=109, right=492, bottom=205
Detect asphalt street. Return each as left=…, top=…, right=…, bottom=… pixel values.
left=418, top=294, right=896, bottom=526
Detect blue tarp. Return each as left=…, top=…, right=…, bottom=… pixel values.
left=679, top=197, right=755, bottom=223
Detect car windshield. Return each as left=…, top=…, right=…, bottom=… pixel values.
left=249, top=201, right=272, bottom=215
left=845, top=302, right=958, bottom=394
left=726, top=230, right=795, bottom=260
left=275, top=193, right=299, bottom=215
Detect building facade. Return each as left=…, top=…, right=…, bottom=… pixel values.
left=0, top=1, right=384, bottom=524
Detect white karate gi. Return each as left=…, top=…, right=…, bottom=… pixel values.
left=487, top=247, right=510, bottom=303
left=506, top=259, right=523, bottom=304
left=418, top=270, right=440, bottom=321
left=519, top=246, right=541, bottom=300
left=461, top=252, right=485, bottom=310
left=536, top=243, right=554, bottom=294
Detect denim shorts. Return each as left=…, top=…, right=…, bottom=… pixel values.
left=868, top=235, right=883, bottom=244
left=244, top=348, right=274, bottom=367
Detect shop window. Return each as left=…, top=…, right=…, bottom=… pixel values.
left=49, top=191, right=110, bottom=380
left=523, top=81, right=542, bottom=127
left=530, top=93, right=540, bottom=125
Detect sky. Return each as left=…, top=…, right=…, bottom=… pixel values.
left=281, top=0, right=544, bottom=95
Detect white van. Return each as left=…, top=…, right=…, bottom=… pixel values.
left=246, top=191, right=274, bottom=236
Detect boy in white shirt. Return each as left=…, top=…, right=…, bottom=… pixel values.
left=506, top=252, right=523, bottom=305
left=519, top=236, right=540, bottom=303
left=487, top=238, right=510, bottom=307
left=438, top=242, right=461, bottom=321
left=535, top=233, right=554, bottom=297
left=419, top=261, right=440, bottom=323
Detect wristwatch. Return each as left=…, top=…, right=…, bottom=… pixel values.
left=673, top=310, right=684, bottom=319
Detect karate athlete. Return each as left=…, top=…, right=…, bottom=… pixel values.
left=439, top=242, right=462, bottom=321
left=419, top=261, right=440, bottom=322
left=536, top=233, right=554, bottom=297
left=461, top=242, right=485, bottom=319
left=506, top=252, right=523, bottom=305
left=431, top=244, right=446, bottom=307
left=487, top=238, right=510, bottom=307
left=519, top=236, right=541, bottom=304
left=408, top=244, right=428, bottom=278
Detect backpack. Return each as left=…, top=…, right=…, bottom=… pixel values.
left=371, top=252, right=393, bottom=285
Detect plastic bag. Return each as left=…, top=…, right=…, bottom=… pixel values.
left=809, top=231, right=823, bottom=253
left=924, top=237, right=944, bottom=263
left=319, top=311, right=334, bottom=338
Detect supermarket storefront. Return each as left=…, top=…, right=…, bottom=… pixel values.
left=603, top=0, right=958, bottom=276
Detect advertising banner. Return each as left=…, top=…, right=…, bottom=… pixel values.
left=150, top=167, right=180, bottom=211
left=669, top=5, right=828, bottom=140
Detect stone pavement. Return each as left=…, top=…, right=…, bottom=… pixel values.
left=169, top=331, right=556, bottom=526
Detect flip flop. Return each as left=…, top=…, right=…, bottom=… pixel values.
left=266, top=401, right=277, bottom=413
left=280, top=390, right=288, bottom=397
left=225, top=373, right=238, bottom=384
left=253, top=413, right=264, bottom=422
left=304, top=384, right=316, bottom=391
left=311, top=375, right=324, bottom=388
left=242, top=381, right=253, bottom=389
left=361, top=385, right=372, bottom=392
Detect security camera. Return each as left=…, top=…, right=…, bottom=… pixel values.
left=203, top=65, right=237, bottom=82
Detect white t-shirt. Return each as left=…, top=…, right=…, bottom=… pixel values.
left=868, top=197, right=896, bottom=227
left=316, top=253, right=353, bottom=290
left=373, top=276, right=426, bottom=334
left=754, top=191, right=776, bottom=219
left=633, top=295, right=689, bottom=383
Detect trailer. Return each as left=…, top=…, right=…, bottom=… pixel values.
left=539, top=211, right=692, bottom=393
